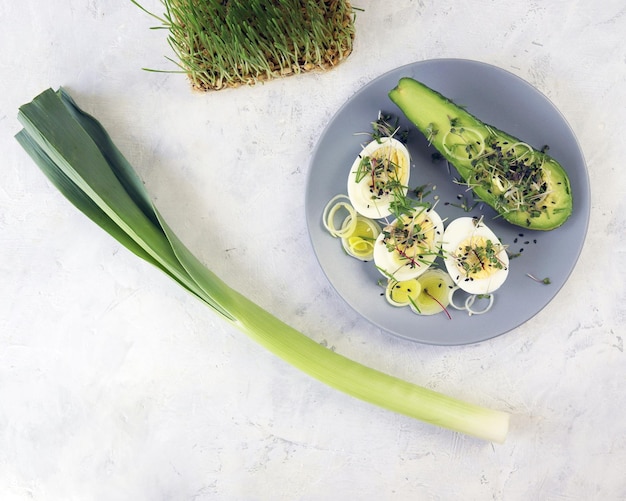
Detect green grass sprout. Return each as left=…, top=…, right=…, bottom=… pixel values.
left=131, top=0, right=357, bottom=91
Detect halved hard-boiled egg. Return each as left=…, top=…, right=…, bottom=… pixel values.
left=347, top=137, right=411, bottom=219
left=373, top=206, right=444, bottom=281
left=442, top=217, right=509, bottom=295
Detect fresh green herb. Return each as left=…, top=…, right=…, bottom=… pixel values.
left=408, top=295, right=421, bottom=314
left=382, top=211, right=441, bottom=269
left=16, top=87, right=510, bottom=443
left=423, top=288, right=451, bottom=320
left=454, top=238, right=507, bottom=276
left=388, top=190, right=429, bottom=220
left=354, top=155, right=405, bottom=198
left=131, top=0, right=356, bottom=91
left=412, top=184, right=433, bottom=203
left=465, top=137, right=551, bottom=218
left=354, top=143, right=419, bottom=221
left=527, top=273, right=551, bottom=284
left=425, top=122, right=438, bottom=145
left=371, top=111, right=409, bottom=144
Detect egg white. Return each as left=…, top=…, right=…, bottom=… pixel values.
left=373, top=207, right=444, bottom=282
left=347, top=137, right=410, bottom=219
left=442, top=217, right=509, bottom=294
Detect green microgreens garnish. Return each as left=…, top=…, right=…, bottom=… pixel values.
left=423, top=288, right=451, bottom=320
left=382, top=211, right=440, bottom=269
left=444, top=117, right=485, bottom=160
left=388, top=190, right=430, bottom=220
left=408, top=295, right=422, bottom=314
left=425, top=122, right=439, bottom=145
left=453, top=238, right=507, bottom=276
left=354, top=155, right=407, bottom=202
left=435, top=120, right=554, bottom=219
left=526, top=273, right=551, bottom=284
left=412, top=184, right=433, bottom=203
left=466, top=137, right=551, bottom=217
left=353, top=123, right=430, bottom=222
left=371, top=111, right=409, bottom=144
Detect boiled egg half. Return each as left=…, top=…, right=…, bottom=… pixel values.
left=442, top=217, right=509, bottom=295
left=373, top=206, right=444, bottom=282
left=347, top=137, right=410, bottom=219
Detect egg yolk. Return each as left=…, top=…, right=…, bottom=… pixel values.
left=364, top=145, right=408, bottom=197
left=385, top=212, right=437, bottom=266
left=453, top=236, right=506, bottom=280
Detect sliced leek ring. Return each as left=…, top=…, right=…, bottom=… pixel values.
left=442, top=126, right=485, bottom=161
left=409, top=269, right=454, bottom=316
left=385, top=278, right=422, bottom=307
left=449, top=286, right=495, bottom=316
left=322, top=195, right=357, bottom=239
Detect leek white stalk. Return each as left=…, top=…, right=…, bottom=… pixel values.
left=16, top=88, right=510, bottom=443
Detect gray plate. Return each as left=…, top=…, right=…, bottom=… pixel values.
left=305, top=59, right=590, bottom=345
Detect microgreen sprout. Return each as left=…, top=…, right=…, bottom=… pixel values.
left=382, top=211, right=441, bottom=269
left=388, top=190, right=430, bottom=220
left=425, top=122, right=439, bottom=145
left=423, top=288, right=452, bottom=320
left=526, top=273, right=551, bottom=284
left=371, top=111, right=409, bottom=144
left=453, top=238, right=507, bottom=276
left=354, top=154, right=407, bottom=207
left=408, top=295, right=422, bottom=313
left=412, top=184, right=433, bottom=203
left=464, top=135, right=552, bottom=217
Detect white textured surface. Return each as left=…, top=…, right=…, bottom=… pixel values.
left=1, top=0, right=625, bottom=499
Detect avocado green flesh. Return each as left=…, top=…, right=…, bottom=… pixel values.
left=388, top=77, right=573, bottom=231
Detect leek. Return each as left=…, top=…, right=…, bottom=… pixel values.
left=16, top=88, right=510, bottom=443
